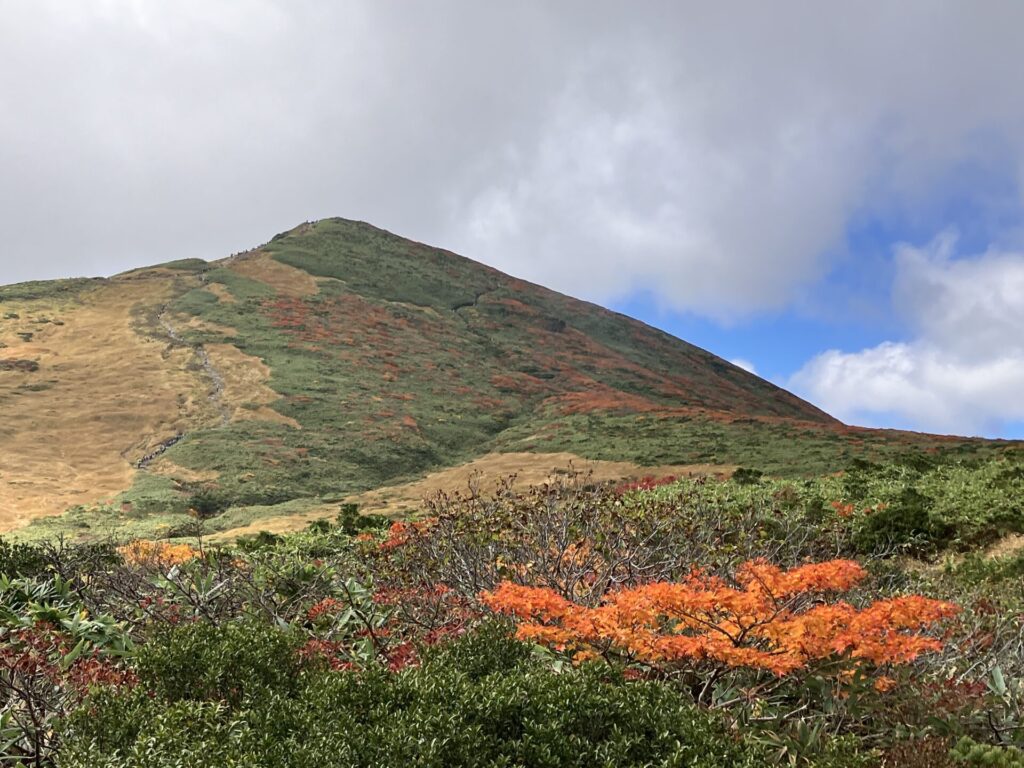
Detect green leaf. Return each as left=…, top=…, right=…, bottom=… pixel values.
left=990, top=666, right=1008, bottom=696
left=61, top=637, right=88, bottom=671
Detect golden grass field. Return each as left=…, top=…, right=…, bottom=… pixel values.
left=227, top=251, right=319, bottom=297
left=0, top=260, right=308, bottom=532
left=0, top=275, right=206, bottom=529
left=208, top=451, right=733, bottom=540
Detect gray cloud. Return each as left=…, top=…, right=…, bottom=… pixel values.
left=2, top=1, right=1024, bottom=323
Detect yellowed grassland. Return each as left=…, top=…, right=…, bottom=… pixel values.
left=204, top=342, right=300, bottom=428
left=0, top=276, right=209, bottom=530
left=227, top=252, right=319, bottom=296
left=209, top=451, right=732, bottom=540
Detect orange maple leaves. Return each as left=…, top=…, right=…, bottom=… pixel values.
left=481, top=559, right=958, bottom=680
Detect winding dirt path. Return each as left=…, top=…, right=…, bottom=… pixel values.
left=158, top=308, right=231, bottom=424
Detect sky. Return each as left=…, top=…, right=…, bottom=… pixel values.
left=2, top=1, right=1024, bottom=438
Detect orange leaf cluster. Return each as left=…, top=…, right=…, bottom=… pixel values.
left=830, top=500, right=887, bottom=518
left=481, top=559, right=958, bottom=678
left=830, top=501, right=857, bottom=518
left=306, top=597, right=344, bottom=622
left=118, top=540, right=200, bottom=568
left=380, top=519, right=435, bottom=551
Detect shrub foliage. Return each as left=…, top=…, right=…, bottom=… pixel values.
left=0, top=456, right=1022, bottom=765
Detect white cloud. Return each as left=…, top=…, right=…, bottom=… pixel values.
left=730, top=358, right=757, bottom=375
left=893, top=234, right=1024, bottom=360
left=448, top=4, right=1024, bottom=318
left=2, top=2, right=1024, bottom=322
left=790, top=234, right=1024, bottom=435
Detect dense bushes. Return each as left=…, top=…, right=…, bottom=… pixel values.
left=1, top=455, right=1023, bottom=765
left=0, top=538, right=48, bottom=578
left=380, top=473, right=857, bottom=606
left=0, top=574, right=135, bottom=764
left=60, top=625, right=771, bottom=768
left=834, top=456, right=1024, bottom=553
left=851, top=487, right=952, bottom=555
left=135, top=621, right=307, bottom=706
left=378, top=454, right=1024, bottom=607
left=951, top=737, right=1024, bottom=766
left=483, top=559, right=957, bottom=686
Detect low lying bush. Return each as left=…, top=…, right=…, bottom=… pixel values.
left=378, top=473, right=858, bottom=606
left=483, top=559, right=957, bottom=689
left=835, top=456, right=1024, bottom=553
left=60, top=625, right=774, bottom=768
left=135, top=621, right=307, bottom=706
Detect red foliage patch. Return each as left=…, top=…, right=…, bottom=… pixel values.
left=614, top=475, right=678, bottom=494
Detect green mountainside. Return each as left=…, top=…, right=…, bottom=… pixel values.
left=0, top=218, right=1010, bottom=540
left=3, top=220, right=1024, bottom=768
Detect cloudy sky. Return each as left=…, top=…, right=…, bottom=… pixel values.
left=2, top=1, right=1024, bottom=438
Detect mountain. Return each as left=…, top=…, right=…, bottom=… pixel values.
left=0, top=218, right=1003, bottom=539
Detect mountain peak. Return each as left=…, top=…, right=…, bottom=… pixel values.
left=0, top=219, right=995, bottom=538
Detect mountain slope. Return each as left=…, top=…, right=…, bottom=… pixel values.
left=0, top=218, right=1006, bottom=538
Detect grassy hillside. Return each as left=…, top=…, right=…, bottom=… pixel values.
left=0, top=217, right=1012, bottom=540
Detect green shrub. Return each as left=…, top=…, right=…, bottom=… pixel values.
left=0, top=538, right=48, bottom=578
left=337, top=503, right=389, bottom=535
left=853, top=487, right=951, bottom=554
left=949, top=551, right=1024, bottom=585
left=838, top=456, right=1024, bottom=553
left=731, top=467, right=764, bottom=485
left=420, top=619, right=530, bottom=679
left=134, top=621, right=306, bottom=707
left=951, top=737, right=1024, bottom=766
left=61, top=628, right=770, bottom=767
left=186, top=487, right=230, bottom=519
left=237, top=530, right=285, bottom=551
left=58, top=693, right=242, bottom=767
left=306, top=518, right=333, bottom=534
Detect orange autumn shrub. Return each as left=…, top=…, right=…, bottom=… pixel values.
left=482, top=558, right=958, bottom=682
left=118, top=540, right=201, bottom=568
left=379, top=519, right=435, bottom=551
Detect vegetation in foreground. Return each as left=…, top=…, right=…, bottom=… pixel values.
left=1, top=452, right=1023, bottom=766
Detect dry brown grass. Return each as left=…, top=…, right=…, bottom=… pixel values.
left=147, top=459, right=219, bottom=484
left=209, top=451, right=733, bottom=540
left=204, top=343, right=300, bottom=428
left=0, top=259, right=330, bottom=532
left=227, top=252, right=319, bottom=297
left=203, top=283, right=236, bottom=304
left=346, top=451, right=732, bottom=516
left=0, top=276, right=210, bottom=530
left=205, top=502, right=337, bottom=542
left=982, top=532, right=1024, bottom=560
left=179, top=313, right=237, bottom=336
